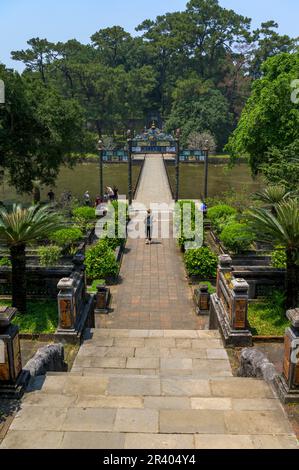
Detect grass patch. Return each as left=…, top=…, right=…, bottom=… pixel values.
left=248, top=301, right=290, bottom=336
left=0, top=300, right=58, bottom=334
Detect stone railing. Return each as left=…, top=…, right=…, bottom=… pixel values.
left=274, top=308, right=299, bottom=403
left=209, top=255, right=252, bottom=347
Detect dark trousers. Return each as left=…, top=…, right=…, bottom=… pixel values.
left=146, top=226, right=152, bottom=241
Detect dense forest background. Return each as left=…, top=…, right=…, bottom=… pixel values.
left=0, top=0, right=298, bottom=194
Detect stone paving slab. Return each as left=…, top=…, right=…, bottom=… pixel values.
left=114, top=409, right=159, bottom=433
left=0, top=430, right=64, bottom=449
left=124, top=433, right=195, bottom=449
left=60, top=432, right=125, bottom=449
left=160, top=410, right=227, bottom=434
left=63, top=408, right=116, bottom=432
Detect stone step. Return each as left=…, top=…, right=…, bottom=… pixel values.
left=33, top=374, right=276, bottom=399
left=85, top=329, right=222, bottom=340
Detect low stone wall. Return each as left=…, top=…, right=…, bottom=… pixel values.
left=209, top=255, right=253, bottom=347
left=0, top=266, right=73, bottom=299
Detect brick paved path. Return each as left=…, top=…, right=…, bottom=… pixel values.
left=99, top=154, right=205, bottom=330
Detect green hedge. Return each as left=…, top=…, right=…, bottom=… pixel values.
left=49, top=227, right=83, bottom=246
left=175, top=200, right=203, bottom=248
left=184, top=247, right=218, bottom=278
left=207, top=204, right=237, bottom=234
left=38, top=245, right=62, bottom=267
left=72, top=206, right=96, bottom=221
left=220, top=222, right=254, bottom=254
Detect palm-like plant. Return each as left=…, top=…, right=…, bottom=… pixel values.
left=248, top=199, right=299, bottom=308
left=0, top=205, right=62, bottom=313
left=253, top=186, right=294, bottom=214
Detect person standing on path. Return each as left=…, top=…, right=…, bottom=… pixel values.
left=145, top=209, right=153, bottom=245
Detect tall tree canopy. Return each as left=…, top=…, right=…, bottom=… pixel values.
left=226, top=52, right=299, bottom=173
left=0, top=65, right=90, bottom=194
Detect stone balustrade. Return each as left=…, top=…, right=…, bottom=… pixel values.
left=209, top=255, right=252, bottom=347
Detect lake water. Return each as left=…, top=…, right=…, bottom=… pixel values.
left=0, top=161, right=261, bottom=205
left=166, top=162, right=262, bottom=200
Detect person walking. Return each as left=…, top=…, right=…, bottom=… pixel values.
left=84, top=190, right=91, bottom=206
left=113, top=186, right=119, bottom=201
left=145, top=209, right=153, bottom=245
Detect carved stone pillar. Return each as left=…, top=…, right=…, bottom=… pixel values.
left=57, top=278, right=76, bottom=333
left=0, top=307, right=29, bottom=398
left=194, top=284, right=210, bottom=316
left=274, top=308, right=299, bottom=403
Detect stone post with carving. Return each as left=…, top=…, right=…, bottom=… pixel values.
left=274, top=308, right=299, bottom=403
left=0, top=306, right=30, bottom=398
left=57, top=278, right=76, bottom=333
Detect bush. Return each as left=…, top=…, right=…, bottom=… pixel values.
left=72, top=206, right=96, bottom=221
left=72, top=206, right=96, bottom=232
left=85, top=240, right=119, bottom=280
left=207, top=204, right=237, bottom=234
left=49, top=227, right=83, bottom=247
left=220, top=222, right=254, bottom=254
left=271, top=247, right=287, bottom=269
left=175, top=200, right=203, bottom=248
left=0, top=257, right=11, bottom=267
left=102, top=237, right=122, bottom=250
left=38, top=245, right=62, bottom=267
left=184, top=247, right=218, bottom=278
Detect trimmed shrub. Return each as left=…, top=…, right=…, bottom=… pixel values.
left=0, top=257, right=11, bottom=267
left=220, top=222, right=254, bottom=254
left=72, top=206, right=96, bottom=221
left=175, top=200, right=203, bottom=249
left=38, top=245, right=62, bottom=267
left=85, top=240, right=119, bottom=280
left=207, top=204, right=237, bottom=234
left=49, top=227, right=83, bottom=247
left=271, top=247, right=287, bottom=269
left=73, top=206, right=96, bottom=232
left=184, top=247, right=218, bottom=278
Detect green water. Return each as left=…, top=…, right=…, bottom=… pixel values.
left=1, top=163, right=141, bottom=205
left=166, top=162, right=262, bottom=200
left=0, top=161, right=261, bottom=205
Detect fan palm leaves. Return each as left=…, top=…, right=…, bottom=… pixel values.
left=248, top=199, right=299, bottom=308
left=0, top=204, right=62, bottom=313
left=253, top=186, right=294, bottom=214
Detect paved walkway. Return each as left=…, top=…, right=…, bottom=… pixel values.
left=99, top=154, right=205, bottom=330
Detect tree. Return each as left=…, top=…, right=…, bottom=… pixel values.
left=0, top=65, right=89, bottom=196
left=187, top=130, right=217, bottom=153
left=249, top=199, right=299, bottom=308
left=248, top=21, right=298, bottom=79
left=165, top=77, right=233, bottom=149
left=11, top=38, right=55, bottom=84
left=0, top=205, right=62, bottom=313
left=226, top=53, right=299, bottom=174
left=260, top=142, right=299, bottom=191
left=91, top=27, right=133, bottom=68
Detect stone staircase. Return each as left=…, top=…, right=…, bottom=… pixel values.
left=1, top=329, right=298, bottom=449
